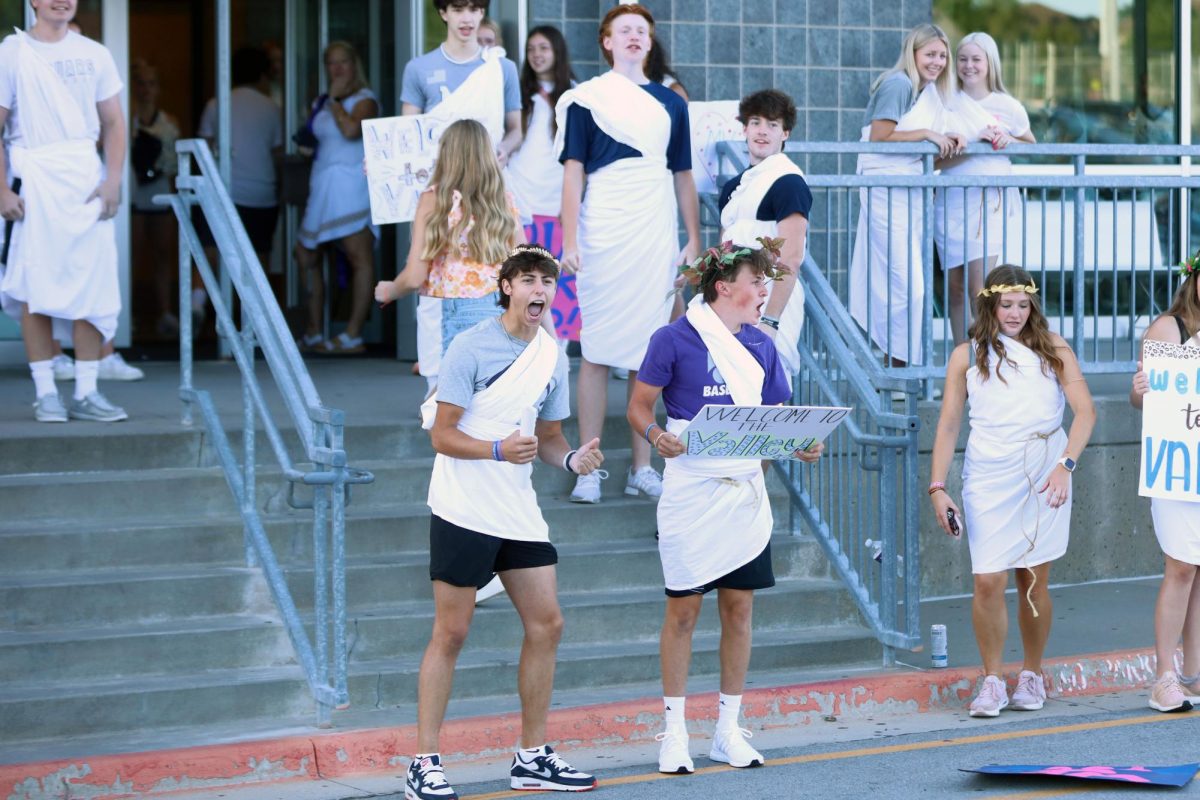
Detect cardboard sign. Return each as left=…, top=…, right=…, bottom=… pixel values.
left=524, top=214, right=580, bottom=342
left=688, top=100, right=743, bottom=196
left=1138, top=340, right=1200, bottom=502
left=962, top=763, right=1200, bottom=787
left=680, top=405, right=851, bottom=460
left=362, top=114, right=449, bottom=225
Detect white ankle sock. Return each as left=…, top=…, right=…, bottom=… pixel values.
left=717, top=692, right=742, bottom=730
left=74, top=360, right=99, bottom=399
left=519, top=744, right=546, bottom=755
left=663, top=696, right=686, bottom=729
left=29, top=360, right=55, bottom=398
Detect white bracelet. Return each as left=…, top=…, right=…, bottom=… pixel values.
left=562, top=449, right=578, bottom=473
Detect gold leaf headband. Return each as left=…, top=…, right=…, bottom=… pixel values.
left=508, top=245, right=559, bottom=265
left=977, top=281, right=1039, bottom=298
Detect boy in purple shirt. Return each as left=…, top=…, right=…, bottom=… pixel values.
left=628, top=241, right=822, bottom=776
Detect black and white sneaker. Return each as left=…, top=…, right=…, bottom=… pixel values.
left=509, top=745, right=597, bottom=792
left=406, top=754, right=458, bottom=800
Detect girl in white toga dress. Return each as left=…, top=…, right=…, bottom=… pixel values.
left=935, top=32, right=1035, bottom=343
left=1130, top=257, right=1200, bottom=712
left=929, top=265, right=1095, bottom=718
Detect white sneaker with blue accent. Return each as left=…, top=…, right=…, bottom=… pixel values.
left=509, top=745, right=596, bottom=791
left=709, top=726, right=764, bottom=768
left=655, top=728, right=694, bottom=774
left=405, top=754, right=457, bottom=800
left=68, top=391, right=129, bottom=422
left=624, top=466, right=663, bottom=499
left=99, top=352, right=145, bottom=381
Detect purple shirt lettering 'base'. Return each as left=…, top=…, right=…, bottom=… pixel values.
left=637, top=316, right=790, bottom=421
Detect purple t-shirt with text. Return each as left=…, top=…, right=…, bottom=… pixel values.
left=636, top=316, right=791, bottom=421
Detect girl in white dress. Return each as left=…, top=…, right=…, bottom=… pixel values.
left=505, top=26, right=574, bottom=225
left=849, top=24, right=966, bottom=366
left=295, top=41, right=379, bottom=354
left=1130, top=258, right=1200, bottom=712
left=930, top=265, right=1096, bottom=718
left=935, top=32, right=1036, bottom=342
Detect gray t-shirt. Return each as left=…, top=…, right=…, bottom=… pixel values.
left=863, top=72, right=917, bottom=126
left=437, top=316, right=570, bottom=421
left=400, top=46, right=521, bottom=114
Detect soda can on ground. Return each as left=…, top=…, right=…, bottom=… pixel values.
left=931, top=624, right=948, bottom=668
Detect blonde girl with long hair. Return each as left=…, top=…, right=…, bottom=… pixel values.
left=849, top=23, right=967, bottom=367
left=1131, top=258, right=1200, bottom=712
left=296, top=40, right=379, bottom=354
left=936, top=32, right=1037, bottom=343
left=930, top=264, right=1095, bottom=718
left=375, top=119, right=526, bottom=367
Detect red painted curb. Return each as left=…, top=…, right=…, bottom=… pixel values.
left=1, top=647, right=1158, bottom=800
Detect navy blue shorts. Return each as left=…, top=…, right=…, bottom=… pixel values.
left=429, top=514, right=558, bottom=589
left=665, top=541, right=775, bottom=597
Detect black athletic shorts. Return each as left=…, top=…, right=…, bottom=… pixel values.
left=665, top=541, right=775, bottom=597
left=193, top=204, right=279, bottom=253
left=429, top=514, right=558, bottom=589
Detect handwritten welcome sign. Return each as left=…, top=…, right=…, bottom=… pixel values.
left=362, top=114, right=447, bottom=224
left=1139, top=340, right=1200, bottom=502
left=681, top=404, right=851, bottom=460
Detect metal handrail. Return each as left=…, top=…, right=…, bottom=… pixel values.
left=717, top=139, right=1200, bottom=661
left=159, top=138, right=374, bottom=726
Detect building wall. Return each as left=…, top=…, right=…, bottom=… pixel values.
left=529, top=0, right=933, bottom=161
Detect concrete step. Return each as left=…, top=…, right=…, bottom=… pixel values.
left=0, top=534, right=829, bottom=631
left=0, top=497, right=664, bottom=572
left=0, top=625, right=877, bottom=744
left=286, top=537, right=828, bottom=608
left=0, top=452, right=799, bottom=527
left=0, top=415, right=639, bottom=474
left=0, top=576, right=856, bottom=684
left=347, top=577, right=862, bottom=659
left=0, top=615, right=293, bottom=683
left=0, top=566, right=273, bottom=630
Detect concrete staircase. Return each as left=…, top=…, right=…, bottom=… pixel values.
left=0, top=402, right=878, bottom=755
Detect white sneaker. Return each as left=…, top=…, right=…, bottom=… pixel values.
left=475, top=575, right=505, bottom=604
left=709, top=726, right=764, bottom=768
left=655, top=728, right=694, bottom=774
left=969, top=675, right=1009, bottom=717
left=51, top=354, right=75, bottom=381
left=569, top=472, right=603, bottom=504
left=99, top=352, right=145, bottom=381
left=33, top=393, right=68, bottom=423
left=624, top=466, right=663, bottom=499
left=1010, top=669, right=1046, bottom=710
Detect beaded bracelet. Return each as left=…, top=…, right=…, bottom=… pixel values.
left=643, top=422, right=659, bottom=443
left=928, top=481, right=946, bottom=496
left=562, top=449, right=578, bottom=473
left=492, top=440, right=504, bottom=462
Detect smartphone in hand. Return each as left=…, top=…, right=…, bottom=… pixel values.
left=947, top=508, right=961, bottom=537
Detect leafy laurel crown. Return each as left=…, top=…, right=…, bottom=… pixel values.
left=678, top=236, right=788, bottom=291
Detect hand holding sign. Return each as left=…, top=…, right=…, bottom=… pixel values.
left=654, top=430, right=685, bottom=459
left=1138, top=341, right=1200, bottom=502
left=680, top=404, right=851, bottom=460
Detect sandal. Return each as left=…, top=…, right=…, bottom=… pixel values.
left=298, top=333, right=325, bottom=351
left=321, top=332, right=365, bottom=354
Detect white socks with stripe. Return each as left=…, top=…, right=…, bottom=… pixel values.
left=29, top=360, right=55, bottom=398
left=663, top=696, right=686, bottom=731
left=717, top=692, right=742, bottom=730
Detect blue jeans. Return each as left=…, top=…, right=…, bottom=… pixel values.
left=441, top=293, right=502, bottom=354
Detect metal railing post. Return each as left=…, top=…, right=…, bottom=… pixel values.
left=1073, top=154, right=1087, bottom=355
left=163, top=139, right=372, bottom=728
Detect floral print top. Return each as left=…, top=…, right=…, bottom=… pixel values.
left=422, top=186, right=521, bottom=299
